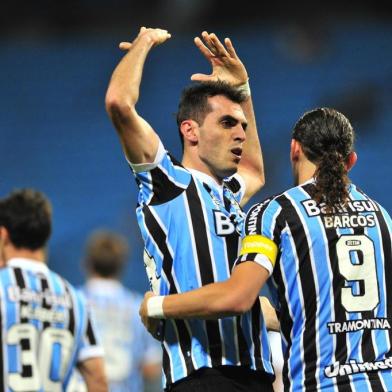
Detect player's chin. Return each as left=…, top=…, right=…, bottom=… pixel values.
left=221, top=165, right=238, bottom=178
left=233, top=156, right=241, bottom=165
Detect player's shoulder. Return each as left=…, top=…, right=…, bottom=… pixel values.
left=350, top=183, right=391, bottom=217
left=283, top=180, right=316, bottom=198
left=155, top=145, right=186, bottom=175
left=248, top=190, right=287, bottom=215
left=0, top=266, right=11, bottom=277
left=47, top=270, right=84, bottom=300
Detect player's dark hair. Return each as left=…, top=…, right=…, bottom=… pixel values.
left=176, top=81, right=246, bottom=149
left=0, top=189, right=52, bottom=250
left=84, top=230, right=129, bottom=278
left=292, top=107, right=355, bottom=210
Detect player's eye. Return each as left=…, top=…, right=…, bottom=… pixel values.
left=221, top=117, right=237, bottom=128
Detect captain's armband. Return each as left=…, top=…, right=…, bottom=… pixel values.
left=239, top=235, right=278, bottom=267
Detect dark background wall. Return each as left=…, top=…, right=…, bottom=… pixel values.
left=1, top=1, right=391, bottom=292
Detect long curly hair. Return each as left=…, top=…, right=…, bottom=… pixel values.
left=292, top=108, right=355, bottom=210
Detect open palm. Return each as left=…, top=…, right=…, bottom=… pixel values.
left=192, top=31, right=248, bottom=87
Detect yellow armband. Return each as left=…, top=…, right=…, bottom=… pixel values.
left=239, top=235, right=278, bottom=267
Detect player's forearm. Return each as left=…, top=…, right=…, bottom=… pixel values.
left=79, top=357, right=108, bottom=392
left=85, top=377, right=109, bottom=392
left=105, top=36, right=154, bottom=119
left=105, top=32, right=161, bottom=164
left=238, top=96, right=265, bottom=203
left=241, top=98, right=264, bottom=181
left=144, top=263, right=269, bottom=321
left=162, top=264, right=266, bottom=319
left=162, top=280, right=246, bottom=319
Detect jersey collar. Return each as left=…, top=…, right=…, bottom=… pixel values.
left=86, top=278, right=123, bottom=293
left=189, top=169, right=224, bottom=197
left=7, top=258, right=49, bottom=273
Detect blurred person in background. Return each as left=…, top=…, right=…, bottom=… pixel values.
left=0, top=189, right=107, bottom=392
left=68, top=229, right=161, bottom=392
left=105, top=26, right=273, bottom=391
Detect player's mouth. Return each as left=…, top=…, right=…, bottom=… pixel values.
left=231, top=147, right=242, bottom=161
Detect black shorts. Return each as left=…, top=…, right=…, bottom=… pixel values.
left=165, top=366, right=274, bottom=392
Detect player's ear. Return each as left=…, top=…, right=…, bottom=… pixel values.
left=0, top=227, right=9, bottom=243
left=290, top=139, right=302, bottom=162
left=0, top=227, right=10, bottom=265
left=345, top=151, right=357, bottom=171
left=180, top=120, right=198, bottom=144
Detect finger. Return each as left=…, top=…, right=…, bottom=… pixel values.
left=200, top=31, right=217, bottom=54
left=139, top=302, right=146, bottom=318
left=194, top=37, right=214, bottom=60
left=145, top=291, right=155, bottom=299
left=201, top=30, right=210, bottom=39
left=150, top=320, right=162, bottom=340
left=119, top=42, right=132, bottom=51
left=157, top=30, right=172, bottom=43
left=224, top=37, right=238, bottom=58
left=147, top=319, right=157, bottom=333
left=191, top=73, right=214, bottom=82
left=209, top=33, right=229, bottom=57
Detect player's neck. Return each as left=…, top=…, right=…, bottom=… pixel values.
left=88, top=274, right=118, bottom=281
left=297, top=160, right=317, bottom=185
left=5, top=246, right=46, bottom=264
left=182, top=158, right=223, bottom=185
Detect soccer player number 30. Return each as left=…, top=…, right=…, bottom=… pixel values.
left=7, top=324, right=74, bottom=391
left=336, top=234, right=380, bottom=313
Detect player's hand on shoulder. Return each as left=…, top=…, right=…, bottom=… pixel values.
left=119, top=27, right=171, bottom=51
left=191, top=31, right=248, bottom=87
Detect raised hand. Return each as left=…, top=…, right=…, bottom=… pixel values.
left=119, top=26, right=171, bottom=51
left=191, top=31, right=248, bottom=87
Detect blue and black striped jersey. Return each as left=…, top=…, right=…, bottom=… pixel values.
left=237, top=179, right=392, bottom=391
left=0, top=258, right=103, bottom=392
left=130, top=141, right=273, bottom=387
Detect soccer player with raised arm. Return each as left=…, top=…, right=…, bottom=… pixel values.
left=106, top=27, right=274, bottom=391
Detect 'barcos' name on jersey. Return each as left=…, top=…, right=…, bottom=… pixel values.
left=302, top=199, right=379, bottom=228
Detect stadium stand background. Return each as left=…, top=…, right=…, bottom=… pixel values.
left=1, top=1, right=391, bottom=292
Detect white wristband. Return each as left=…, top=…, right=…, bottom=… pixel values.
left=147, top=296, right=165, bottom=318
left=236, top=79, right=251, bottom=97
